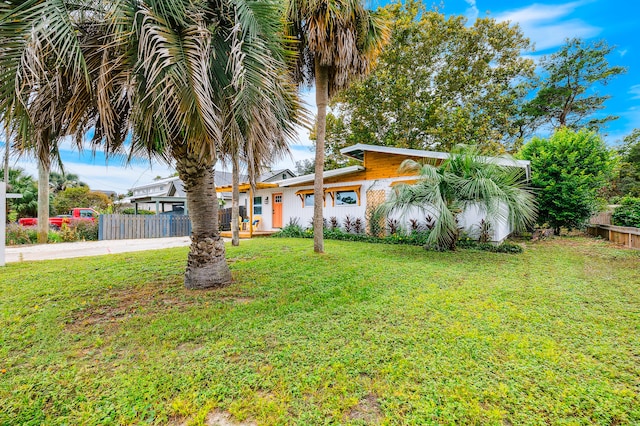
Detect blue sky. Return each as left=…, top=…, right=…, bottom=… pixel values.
left=3, top=0, right=639, bottom=193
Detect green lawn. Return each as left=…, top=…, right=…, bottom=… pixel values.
left=1, top=237, right=639, bottom=425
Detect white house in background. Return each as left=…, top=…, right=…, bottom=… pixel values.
left=223, top=144, right=531, bottom=242
left=125, top=169, right=296, bottom=214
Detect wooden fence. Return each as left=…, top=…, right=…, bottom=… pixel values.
left=99, top=214, right=192, bottom=240
left=589, top=211, right=612, bottom=225
left=218, top=206, right=247, bottom=231
left=586, top=224, right=640, bottom=249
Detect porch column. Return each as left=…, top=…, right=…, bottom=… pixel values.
left=155, top=200, right=160, bottom=214
left=249, top=188, right=254, bottom=238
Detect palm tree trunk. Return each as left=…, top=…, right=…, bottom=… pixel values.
left=37, top=158, right=49, bottom=244
left=313, top=63, right=329, bottom=253
left=3, top=129, right=8, bottom=186
left=231, top=152, right=240, bottom=246
left=176, top=151, right=231, bottom=289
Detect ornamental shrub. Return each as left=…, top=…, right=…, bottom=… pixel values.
left=520, top=128, right=615, bottom=234
left=612, top=197, right=640, bottom=228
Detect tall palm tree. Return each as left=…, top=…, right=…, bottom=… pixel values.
left=286, top=0, right=389, bottom=253
left=378, top=146, right=537, bottom=250
left=0, top=0, right=96, bottom=243
left=1, top=0, right=303, bottom=288
left=220, top=91, right=301, bottom=246
left=99, top=0, right=302, bottom=288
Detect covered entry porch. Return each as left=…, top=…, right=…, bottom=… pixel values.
left=216, top=182, right=281, bottom=238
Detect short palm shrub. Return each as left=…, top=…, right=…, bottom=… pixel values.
left=378, top=146, right=537, bottom=250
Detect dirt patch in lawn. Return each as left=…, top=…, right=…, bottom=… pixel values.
left=66, top=284, right=200, bottom=330
left=205, top=410, right=257, bottom=426
left=346, top=394, right=383, bottom=424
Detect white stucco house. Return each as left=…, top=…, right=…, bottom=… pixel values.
left=220, top=144, right=531, bottom=242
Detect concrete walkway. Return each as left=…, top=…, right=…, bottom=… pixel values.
left=5, top=236, right=193, bottom=263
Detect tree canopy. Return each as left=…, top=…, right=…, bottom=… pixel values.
left=52, top=186, right=111, bottom=215
left=519, top=38, right=626, bottom=133
left=520, top=128, right=615, bottom=234
left=323, top=0, right=534, bottom=168
left=613, top=129, right=640, bottom=197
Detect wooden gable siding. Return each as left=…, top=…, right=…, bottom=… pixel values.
left=289, top=151, right=438, bottom=187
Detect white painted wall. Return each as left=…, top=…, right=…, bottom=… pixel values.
left=254, top=177, right=515, bottom=242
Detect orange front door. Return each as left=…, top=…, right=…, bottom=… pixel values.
left=272, top=193, right=283, bottom=228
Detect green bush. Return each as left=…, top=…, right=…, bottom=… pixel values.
left=5, top=224, right=62, bottom=245
left=273, top=218, right=524, bottom=253
left=275, top=218, right=307, bottom=238
left=5, top=223, right=32, bottom=245
left=72, top=220, right=99, bottom=241
left=612, top=197, right=640, bottom=228
left=477, top=242, right=524, bottom=254
left=121, top=208, right=155, bottom=215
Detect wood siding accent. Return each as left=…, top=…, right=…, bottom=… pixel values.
left=288, top=152, right=436, bottom=188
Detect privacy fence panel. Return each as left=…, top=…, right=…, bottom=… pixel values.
left=99, top=214, right=192, bottom=240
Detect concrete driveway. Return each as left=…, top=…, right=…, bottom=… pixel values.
left=5, top=236, right=194, bottom=263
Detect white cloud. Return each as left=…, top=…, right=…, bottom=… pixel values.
left=464, top=0, right=479, bottom=23
left=629, top=84, right=640, bottom=100
left=9, top=153, right=174, bottom=194
left=2, top=86, right=321, bottom=189
left=494, top=1, right=601, bottom=52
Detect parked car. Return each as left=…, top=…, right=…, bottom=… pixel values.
left=18, top=208, right=99, bottom=229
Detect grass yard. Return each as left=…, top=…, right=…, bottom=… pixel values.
left=1, top=237, right=639, bottom=425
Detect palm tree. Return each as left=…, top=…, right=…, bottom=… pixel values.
left=378, top=146, right=537, bottom=250
left=0, top=1, right=96, bottom=243
left=99, top=0, right=302, bottom=288
left=1, top=0, right=302, bottom=288
left=50, top=172, right=87, bottom=193
left=286, top=0, right=389, bottom=253
left=220, top=92, right=301, bottom=246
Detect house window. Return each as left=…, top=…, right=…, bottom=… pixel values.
left=335, top=190, right=358, bottom=206
left=282, top=173, right=287, bottom=180
left=304, top=193, right=314, bottom=207
left=253, top=196, right=262, bottom=215
left=325, top=185, right=361, bottom=206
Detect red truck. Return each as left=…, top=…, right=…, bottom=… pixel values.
left=18, top=208, right=99, bottom=229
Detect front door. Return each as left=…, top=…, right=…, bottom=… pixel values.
left=272, top=193, right=283, bottom=228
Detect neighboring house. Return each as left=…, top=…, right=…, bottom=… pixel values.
left=125, top=169, right=296, bottom=215
left=121, top=176, right=186, bottom=214
left=224, top=144, right=531, bottom=242
left=94, top=189, right=117, bottom=199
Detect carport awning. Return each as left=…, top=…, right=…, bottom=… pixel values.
left=130, top=196, right=186, bottom=203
